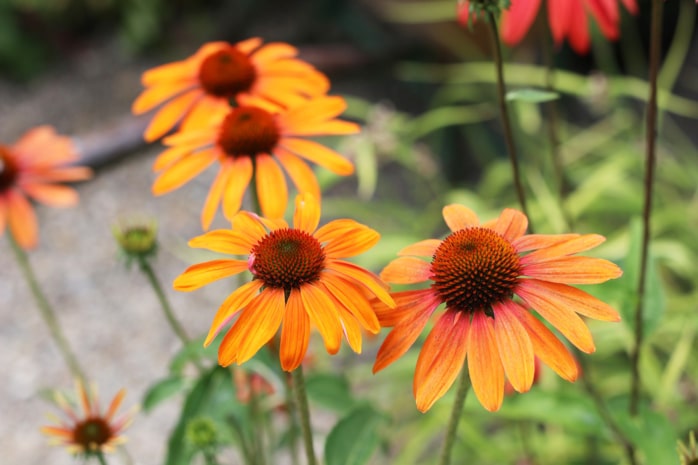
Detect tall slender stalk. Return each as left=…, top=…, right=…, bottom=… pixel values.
left=291, top=366, right=317, bottom=465
left=8, top=232, right=87, bottom=384
left=485, top=10, right=531, bottom=225
left=437, top=367, right=471, bottom=465
left=630, top=0, right=663, bottom=417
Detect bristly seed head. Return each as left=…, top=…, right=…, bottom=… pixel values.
left=198, top=47, right=256, bottom=98
left=431, top=227, right=521, bottom=314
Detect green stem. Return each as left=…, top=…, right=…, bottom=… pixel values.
left=7, top=232, right=87, bottom=384
left=95, top=451, right=109, bottom=465
left=485, top=10, right=531, bottom=226
left=438, top=367, right=471, bottom=465
left=630, top=0, right=663, bottom=417
left=291, top=366, right=317, bottom=465
left=137, top=258, right=204, bottom=372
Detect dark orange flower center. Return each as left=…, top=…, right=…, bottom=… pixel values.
left=217, top=106, right=280, bottom=157
left=0, top=146, right=18, bottom=192
left=431, top=227, right=521, bottom=313
left=73, top=417, right=113, bottom=450
left=198, top=47, right=257, bottom=98
left=250, top=228, right=325, bottom=289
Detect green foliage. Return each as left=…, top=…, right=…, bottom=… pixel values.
left=324, top=405, right=387, bottom=465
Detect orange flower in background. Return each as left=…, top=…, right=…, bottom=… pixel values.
left=174, top=193, right=393, bottom=371
left=0, top=126, right=91, bottom=249
left=132, top=38, right=330, bottom=141
left=152, top=96, right=358, bottom=226
left=41, top=381, right=136, bottom=456
left=457, top=0, right=638, bottom=54
left=374, top=204, right=622, bottom=412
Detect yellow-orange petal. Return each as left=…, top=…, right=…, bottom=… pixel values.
left=518, top=279, right=620, bottom=322
left=520, top=234, right=606, bottom=265
left=320, top=273, right=380, bottom=333
left=250, top=42, right=298, bottom=65
left=521, top=256, right=623, bottom=284
left=22, top=184, right=78, bottom=207
left=318, top=220, right=379, bottom=259
left=105, top=389, right=127, bottom=421
left=300, top=283, right=343, bottom=354
left=30, top=166, right=92, bottom=182
left=327, top=260, right=394, bottom=307
left=514, top=306, right=578, bottom=382
left=468, top=311, right=504, bottom=412
left=188, top=229, right=251, bottom=255
left=218, top=287, right=284, bottom=365
left=373, top=296, right=439, bottom=373
left=7, top=190, right=38, bottom=249
left=512, top=233, right=580, bottom=253
left=201, top=162, right=233, bottom=230
left=493, top=300, right=535, bottom=393
left=293, top=192, right=320, bottom=234
left=235, top=37, right=263, bottom=54
left=204, top=280, right=264, bottom=346
left=256, top=154, right=288, bottom=219
left=492, top=208, right=528, bottom=242
left=141, top=58, right=198, bottom=86
left=222, top=157, right=253, bottom=221
left=132, top=79, right=196, bottom=114
left=275, top=149, right=320, bottom=200
left=280, top=138, right=354, bottom=176
left=380, top=257, right=432, bottom=284
left=232, top=210, right=269, bottom=244
left=152, top=144, right=195, bottom=172
left=162, top=127, right=219, bottom=147
left=152, top=149, right=217, bottom=195
left=398, top=239, right=441, bottom=257
left=373, top=289, right=440, bottom=327
left=442, top=204, right=479, bottom=232
left=337, top=303, right=363, bottom=353
left=173, top=259, right=248, bottom=291
left=144, top=89, right=201, bottom=142
left=414, top=310, right=469, bottom=412
left=280, top=289, right=311, bottom=371
left=516, top=283, right=596, bottom=353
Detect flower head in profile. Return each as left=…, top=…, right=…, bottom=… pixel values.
left=174, top=193, right=393, bottom=371
left=41, top=381, right=136, bottom=457
left=0, top=126, right=92, bottom=249
left=458, top=0, right=638, bottom=54
left=152, top=96, right=358, bottom=226
left=373, top=205, right=622, bottom=412
left=132, top=38, right=330, bottom=141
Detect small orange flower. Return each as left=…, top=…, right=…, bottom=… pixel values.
left=41, top=381, right=136, bottom=457
left=152, top=96, right=358, bottom=226
left=0, top=126, right=91, bottom=249
left=374, top=204, right=622, bottom=412
left=174, top=193, right=393, bottom=371
left=132, top=38, right=330, bottom=141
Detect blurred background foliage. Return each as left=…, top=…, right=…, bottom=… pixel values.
left=4, top=0, right=698, bottom=464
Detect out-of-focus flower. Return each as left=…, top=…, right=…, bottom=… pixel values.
left=0, top=126, right=91, bottom=249
left=234, top=367, right=276, bottom=404
left=132, top=39, right=330, bottom=141
left=374, top=204, right=622, bottom=412
left=457, top=0, right=638, bottom=54
left=174, top=193, right=393, bottom=371
left=152, top=96, right=358, bottom=225
left=112, top=217, right=158, bottom=266
left=41, top=381, right=137, bottom=457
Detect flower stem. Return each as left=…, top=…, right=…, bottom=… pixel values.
left=438, top=367, right=471, bottom=465
left=7, top=232, right=87, bottom=384
left=485, top=10, right=530, bottom=225
left=630, top=0, right=663, bottom=417
left=137, top=257, right=204, bottom=372
left=95, top=451, right=109, bottom=465
left=291, top=366, right=317, bottom=465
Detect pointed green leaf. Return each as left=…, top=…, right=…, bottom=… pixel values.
left=325, top=405, right=386, bottom=465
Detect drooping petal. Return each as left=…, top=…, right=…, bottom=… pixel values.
left=517, top=279, right=620, bottom=322
left=336, top=300, right=363, bottom=353
left=231, top=210, right=269, bottom=245
left=320, top=221, right=379, bottom=259
left=144, top=89, right=202, bottom=142
left=275, top=149, right=320, bottom=200
left=7, top=190, right=37, bottom=249
left=492, top=208, right=528, bottom=241
left=187, top=229, right=253, bottom=255
left=521, top=256, right=623, bottom=284
left=414, top=309, right=469, bottom=412
left=493, top=300, right=535, bottom=393
left=280, top=289, right=311, bottom=371
left=373, top=288, right=441, bottom=327
left=21, top=183, right=78, bottom=207
left=300, top=283, right=343, bottom=354
left=132, top=79, right=197, bottom=114
left=500, top=0, right=542, bottom=46
left=467, top=311, right=504, bottom=412
left=512, top=233, right=579, bottom=253
left=281, top=138, right=354, bottom=175
left=152, top=149, right=217, bottom=195
left=250, top=42, right=298, bottom=65
left=255, top=154, right=288, bottom=219
left=398, top=239, right=441, bottom=257
left=586, top=0, right=619, bottom=40
left=204, top=280, right=264, bottom=346
left=222, top=156, right=253, bottom=221
left=173, top=259, right=249, bottom=291
left=327, top=260, right=394, bottom=307
left=380, top=257, right=432, bottom=284
left=442, top=204, right=479, bottom=232
left=519, top=234, right=606, bottom=265
left=293, top=191, right=321, bottom=233
left=201, top=161, right=233, bottom=230
left=321, top=272, right=380, bottom=333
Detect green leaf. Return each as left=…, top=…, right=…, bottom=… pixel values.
left=305, top=372, right=356, bottom=414
left=506, top=89, right=560, bottom=103
left=325, top=405, right=386, bottom=465
left=142, top=375, right=187, bottom=413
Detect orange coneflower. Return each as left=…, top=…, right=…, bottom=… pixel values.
left=373, top=204, right=622, bottom=412
left=132, top=38, right=330, bottom=141
left=42, top=381, right=137, bottom=457
left=174, top=193, right=393, bottom=371
left=0, top=126, right=91, bottom=249
left=152, top=96, right=358, bottom=226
